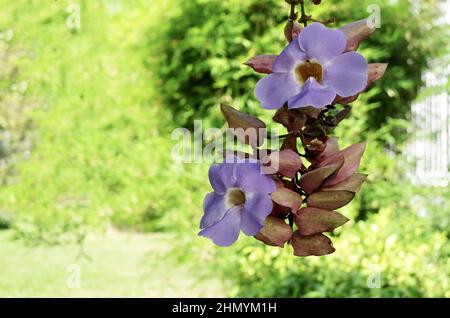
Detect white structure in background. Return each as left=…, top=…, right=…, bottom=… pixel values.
left=404, top=0, right=450, bottom=186
left=405, top=70, right=449, bottom=186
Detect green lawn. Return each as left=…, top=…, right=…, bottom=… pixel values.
left=0, top=230, right=226, bottom=297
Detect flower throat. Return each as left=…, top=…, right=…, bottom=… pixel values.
left=294, top=60, right=324, bottom=85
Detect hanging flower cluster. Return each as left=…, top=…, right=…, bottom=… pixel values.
left=199, top=0, right=388, bottom=256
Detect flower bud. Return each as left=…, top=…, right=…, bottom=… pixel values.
left=284, top=20, right=302, bottom=42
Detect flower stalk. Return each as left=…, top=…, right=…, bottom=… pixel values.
left=299, top=0, right=308, bottom=26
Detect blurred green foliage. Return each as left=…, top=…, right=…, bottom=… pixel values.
left=0, top=0, right=448, bottom=297
left=152, top=0, right=286, bottom=127
left=155, top=0, right=446, bottom=135
left=318, top=0, right=447, bottom=135
left=0, top=0, right=209, bottom=243
left=218, top=204, right=449, bottom=297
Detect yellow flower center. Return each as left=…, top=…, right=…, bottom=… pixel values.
left=226, top=188, right=246, bottom=209
left=294, top=60, right=324, bottom=85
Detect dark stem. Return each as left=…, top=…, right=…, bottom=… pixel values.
left=299, top=0, right=308, bottom=26
left=289, top=3, right=296, bottom=21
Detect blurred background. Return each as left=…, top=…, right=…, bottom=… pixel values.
left=0, top=0, right=448, bottom=297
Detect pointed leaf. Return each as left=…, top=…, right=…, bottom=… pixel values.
left=322, top=173, right=368, bottom=193
left=262, top=149, right=302, bottom=178
left=271, top=187, right=303, bottom=213
left=221, top=104, right=266, bottom=147
left=321, top=142, right=366, bottom=186
left=291, top=232, right=335, bottom=257
left=311, top=137, right=340, bottom=163
left=299, top=156, right=344, bottom=194
left=273, top=106, right=306, bottom=132
left=367, top=63, right=388, bottom=86
left=295, top=207, right=349, bottom=236
left=271, top=180, right=293, bottom=217
left=255, top=216, right=293, bottom=247
left=340, top=19, right=376, bottom=52
left=333, top=94, right=359, bottom=105
left=307, top=190, right=355, bottom=210
left=243, top=55, right=277, bottom=74
left=335, top=106, right=352, bottom=124
left=277, top=149, right=303, bottom=178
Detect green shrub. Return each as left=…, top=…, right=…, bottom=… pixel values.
left=155, top=0, right=445, bottom=136
left=152, top=0, right=286, bottom=127
left=216, top=204, right=449, bottom=297
left=0, top=211, right=13, bottom=230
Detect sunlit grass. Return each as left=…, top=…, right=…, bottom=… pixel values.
left=0, top=230, right=226, bottom=297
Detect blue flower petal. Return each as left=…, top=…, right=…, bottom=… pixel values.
left=272, top=39, right=306, bottom=72
left=208, top=162, right=236, bottom=194
left=288, top=77, right=336, bottom=109
left=200, top=192, right=226, bottom=229
left=324, top=51, right=368, bottom=97
left=198, top=206, right=242, bottom=247
left=255, top=72, right=300, bottom=110
left=234, top=162, right=276, bottom=194
left=298, top=22, right=347, bottom=63
left=243, top=192, right=274, bottom=227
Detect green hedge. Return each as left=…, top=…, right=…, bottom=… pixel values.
left=225, top=204, right=449, bottom=297
left=155, top=0, right=445, bottom=137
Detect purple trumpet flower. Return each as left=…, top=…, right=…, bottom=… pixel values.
left=255, top=22, right=368, bottom=110
left=199, top=156, right=276, bottom=247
